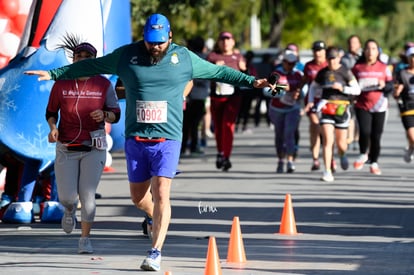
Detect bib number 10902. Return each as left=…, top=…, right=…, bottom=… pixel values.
left=136, top=100, right=168, bottom=123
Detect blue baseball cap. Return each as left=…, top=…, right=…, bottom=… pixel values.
left=144, top=14, right=171, bottom=43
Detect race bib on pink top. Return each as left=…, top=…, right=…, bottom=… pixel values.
left=358, top=77, right=380, bottom=92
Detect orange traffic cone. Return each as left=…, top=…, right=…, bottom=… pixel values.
left=278, top=194, right=298, bottom=235
left=164, top=272, right=172, bottom=275
left=204, top=236, right=222, bottom=275
left=226, top=216, right=247, bottom=264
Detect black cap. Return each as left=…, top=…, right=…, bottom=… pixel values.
left=312, top=40, right=326, bottom=51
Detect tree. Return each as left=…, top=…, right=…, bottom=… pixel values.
left=130, top=0, right=259, bottom=46
left=128, top=0, right=413, bottom=57
left=260, top=0, right=365, bottom=49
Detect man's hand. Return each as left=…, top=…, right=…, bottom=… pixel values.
left=24, top=70, right=51, bottom=81
left=254, top=78, right=289, bottom=96
left=253, top=78, right=274, bottom=89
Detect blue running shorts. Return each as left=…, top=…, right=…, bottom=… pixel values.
left=125, top=137, right=181, bottom=183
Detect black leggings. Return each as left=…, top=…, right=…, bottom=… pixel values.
left=181, top=99, right=206, bottom=153
left=355, top=108, right=386, bottom=163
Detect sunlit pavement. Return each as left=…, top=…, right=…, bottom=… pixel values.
left=0, top=100, right=413, bottom=274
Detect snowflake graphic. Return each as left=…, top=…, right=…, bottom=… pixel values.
left=0, top=65, right=55, bottom=160
left=0, top=77, right=19, bottom=132
left=16, top=124, right=55, bottom=157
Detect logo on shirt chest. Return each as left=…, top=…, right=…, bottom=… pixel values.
left=170, top=53, right=179, bottom=64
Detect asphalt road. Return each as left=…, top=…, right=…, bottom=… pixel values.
left=0, top=100, right=413, bottom=275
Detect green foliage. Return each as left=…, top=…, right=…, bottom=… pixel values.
left=361, top=0, right=397, bottom=17
left=129, top=0, right=257, bottom=45
left=282, top=0, right=365, bottom=49
left=129, top=0, right=159, bottom=41
left=128, top=0, right=414, bottom=57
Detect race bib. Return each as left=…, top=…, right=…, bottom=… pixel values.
left=216, top=82, right=235, bottom=96
left=358, top=78, right=379, bottom=92
left=136, top=100, right=168, bottom=123
left=90, top=129, right=107, bottom=150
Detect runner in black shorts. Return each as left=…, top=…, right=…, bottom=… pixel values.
left=307, top=46, right=361, bottom=182
left=394, top=46, right=414, bottom=163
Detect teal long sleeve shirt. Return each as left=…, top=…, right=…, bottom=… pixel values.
left=49, top=41, right=256, bottom=141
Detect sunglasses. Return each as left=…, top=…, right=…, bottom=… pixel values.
left=147, top=42, right=166, bottom=46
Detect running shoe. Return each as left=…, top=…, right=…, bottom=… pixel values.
left=321, top=170, right=334, bottom=182
left=140, top=248, right=161, bottom=271
left=370, top=162, right=382, bottom=175
left=215, top=153, right=224, bottom=169
left=276, top=160, right=284, bottom=173
left=340, top=155, right=349, bottom=170
left=311, top=159, right=320, bottom=171
left=222, top=158, right=232, bottom=171
left=78, top=237, right=93, bottom=254
left=353, top=154, right=368, bottom=170
left=142, top=214, right=153, bottom=240
left=331, top=159, right=337, bottom=173
left=287, top=161, right=295, bottom=173
left=404, top=147, right=414, bottom=163
left=61, top=208, right=76, bottom=234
